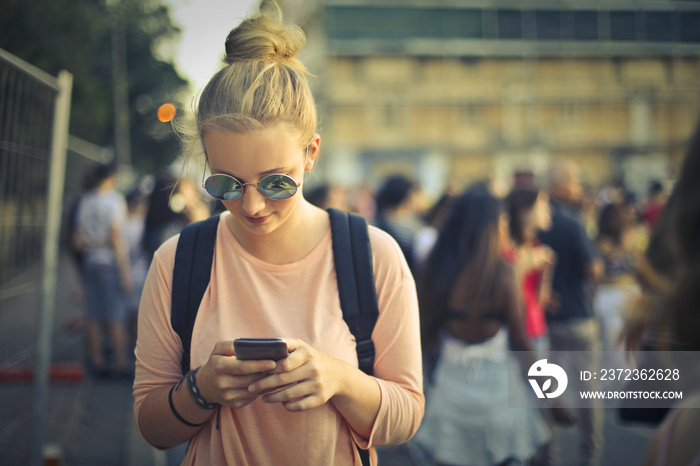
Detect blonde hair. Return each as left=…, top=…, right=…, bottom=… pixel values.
left=195, top=1, right=317, bottom=151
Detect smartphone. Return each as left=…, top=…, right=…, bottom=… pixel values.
left=234, top=338, right=288, bottom=361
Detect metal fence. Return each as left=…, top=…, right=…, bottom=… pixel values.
left=0, top=47, right=73, bottom=465
left=0, top=53, right=56, bottom=293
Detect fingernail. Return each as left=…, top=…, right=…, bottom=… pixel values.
left=248, top=384, right=257, bottom=392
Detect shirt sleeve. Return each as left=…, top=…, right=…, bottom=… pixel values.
left=352, top=227, right=425, bottom=448
left=111, top=193, right=128, bottom=230
left=132, top=236, right=184, bottom=434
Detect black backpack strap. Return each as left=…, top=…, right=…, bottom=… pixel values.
left=328, top=208, right=379, bottom=376
left=171, top=214, right=220, bottom=375
left=328, top=208, right=378, bottom=466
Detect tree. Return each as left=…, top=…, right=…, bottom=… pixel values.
left=0, top=0, right=190, bottom=173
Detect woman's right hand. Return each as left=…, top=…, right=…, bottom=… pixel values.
left=196, top=341, right=280, bottom=410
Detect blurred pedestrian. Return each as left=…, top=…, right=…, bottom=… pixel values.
left=640, top=180, right=667, bottom=231
left=537, top=160, right=604, bottom=466
left=64, top=166, right=98, bottom=309
left=73, top=162, right=132, bottom=378
left=414, top=190, right=454, bottom=273
left=621, top=191, right=649, bottom=252
left=142, top=173, right=210, bottom=258
left=306, top=182, right=350, bottom=211
left=124, top=188, right=150, bottom=337
left=66, top=167, right=98, bottom=279
left=592, top=201, right=644, bottom=390
left=617, top=190, right=680, bottom=427
left=414, top=189, right=554, bottom=466
left=373, top=174, right=425, bottom=273
left=413, top=190, right=454, bottom=386
left=505, top=185, right=555, bottom=356
left=352, top=185, right=377, bottom=219
left=621, top=190, right=680, bottom=356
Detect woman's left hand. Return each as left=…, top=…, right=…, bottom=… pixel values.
left=246, top=338, right=347, bottom=412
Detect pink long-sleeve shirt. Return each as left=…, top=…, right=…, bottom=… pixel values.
left=133, top=212, right=424, bottom=465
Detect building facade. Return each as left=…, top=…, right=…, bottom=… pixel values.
left=282, top=0, right=700, bottom=199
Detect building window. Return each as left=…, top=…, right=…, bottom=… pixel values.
left=681, top=12, right=700, bottom=43
left=497, top=10, right=522, bottom=40
left=482, top=8, right=498, bottom=39
left=535, top=10, right=561, bottom=40
left=572, top=11, right=599, bottom=41
left=442, top=9, right=483, bottom=39
left=325, top=5, right=700, bottom=45
left=609, top=11, right=637, bottom=41
left=646, top=12, right=675, bottom=42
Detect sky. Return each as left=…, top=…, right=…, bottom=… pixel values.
left=167, top=0, right=260, bottom=93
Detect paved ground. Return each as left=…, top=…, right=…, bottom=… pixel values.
left=0, top=252, right=656, bottom=465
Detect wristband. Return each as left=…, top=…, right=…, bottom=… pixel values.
left=168, top=384, right=207, bottom=427
left=187, top=367, right=219, bottom=410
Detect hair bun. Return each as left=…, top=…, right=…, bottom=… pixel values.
left=224, top=2, right=306, bottom=65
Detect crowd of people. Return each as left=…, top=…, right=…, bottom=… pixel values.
left=67, top=165, right=212, bottom=379
left=62, top=2, right=700, bottom=465
left=359, top=153, right=694, bottom=466
left=310, top=156, right=694, bottom=466
left=69, top=150, right=695, bottom=466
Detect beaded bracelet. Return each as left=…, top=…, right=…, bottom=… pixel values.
left=168, top=384, right=207, bottom=427
left=187, top=367, right=219, bottom=410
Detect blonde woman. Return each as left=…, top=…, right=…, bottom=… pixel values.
left=132, top=4, right=423, bottom=465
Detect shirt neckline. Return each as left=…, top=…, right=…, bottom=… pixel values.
left=218, top=211, right=332, bottom=272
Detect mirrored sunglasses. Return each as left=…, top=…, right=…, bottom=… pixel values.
left=203, top=173, right=301, bottom=201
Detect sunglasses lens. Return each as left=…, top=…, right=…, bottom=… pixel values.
left=259, top=174, right=298, bottom=200
left=204, top=174, right=242, bottom=201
